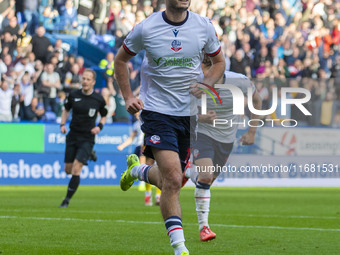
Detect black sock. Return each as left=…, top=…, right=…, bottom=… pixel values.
left=65, top=175, right=80, bottom=201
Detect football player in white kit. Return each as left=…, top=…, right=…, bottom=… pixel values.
left=114, top=0, right=225, bottom=254
left=187, top=54, right=262, bottom=241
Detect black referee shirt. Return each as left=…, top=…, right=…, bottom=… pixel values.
left=64, top=89, right=108, bottom=136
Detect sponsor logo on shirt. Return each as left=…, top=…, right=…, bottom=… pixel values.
left=171, top=40, right=182, bottom=52
left=153, top=57, right=162, bottom=65
left=149, top=135, right=161, bottom=144
left=172, top=29, right=179, bottom=37
left=74, top=98, right=82, bottom=102
left=152, top=57, right=194, bottom=67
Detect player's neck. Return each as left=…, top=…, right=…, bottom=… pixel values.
left=82, top=89, right=93, bottom=95
left=164, top=9, right=188, bottom=24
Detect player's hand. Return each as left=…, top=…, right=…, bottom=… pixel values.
left=190, top=83, right=206, bottom=98
left=60, top=125, right=67, bottom=134
left=125, top=97, right=144, bottom=114
left=198, top=110, right=217, bottom=124
left=240, top=131, right=255, bottom=145
left=91, top=126, right=101, bottom=135
left=117, top=145, right=124, bottom=151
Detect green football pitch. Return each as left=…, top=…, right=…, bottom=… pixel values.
left=0, top=186, right=340, bottom=254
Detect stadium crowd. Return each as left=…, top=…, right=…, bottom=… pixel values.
left=0, top=0, right=339, bottom=127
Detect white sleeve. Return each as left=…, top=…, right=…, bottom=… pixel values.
left=123, top=22, right=144, bottom=56
left=204, top=18, right=221, bottom=57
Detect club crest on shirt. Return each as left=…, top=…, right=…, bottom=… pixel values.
left=193, top=149, right=200, bottom=158
left=88, top=108, right=96, bottom=117
left=149, top=135, right=161, bottom=144
left=171, top=40, right=182, bottom=52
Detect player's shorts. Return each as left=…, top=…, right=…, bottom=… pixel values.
left=140, top=110, right=196, bottom=171
left=193, top=132, right=233, bottom=177
left=64, top=132, right=95, bottom=165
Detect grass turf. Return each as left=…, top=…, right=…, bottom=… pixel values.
left=0, top=186, right=340, bottom=254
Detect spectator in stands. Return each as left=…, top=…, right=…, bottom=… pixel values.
left=0, top=79, right=13, bottom=121
left=230, top=49, right=248, bottom=76
left=76, top=0, right=94, bottom=38
left=14, top=55, right=35, bottom=78
left=60, top=0, right=78, bottom=31
left=32, top=60, right=45, bottom=97
left=92, top=0, right=110, bottom=35
left=0, top=58, right=7, bottom=75
left=40, top=6, right=60, bottom=33
left=29, top=26, right=53, bottom=64
left=99, top=52, right=114, bottom=82
left=19, top=71, right=34, bottom=120
left=28, top=52, right=36, bottom=66
left=1, top=32, right=16, bottom=57
left=2, top=16, right=20, bottom=42
left=54, top=39, right=67, bottom=63
left=11, top=83, right=20, bottom=120
left=107, top=0, right=121, bottom=35
left=41, top=62, right=61, bottom=115
left=100, top=86, right=116, bottom=123
left=53, top=0, right=67, bottom=14
left=0, top=0, right=15, bottom=32
left=64, top=63, right=81, bottom=93
left=22, top=96, right=45, bottom=121
left=23, top=0, right=39, bottom=35
left=76, top=56, right=85, bottom=75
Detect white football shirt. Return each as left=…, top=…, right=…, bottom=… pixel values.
left=198, top=71, right=256, bottom=143
left=123, top=11, right=221, bottom=116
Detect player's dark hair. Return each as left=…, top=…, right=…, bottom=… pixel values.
left=84, top=68, right=97, bottom=81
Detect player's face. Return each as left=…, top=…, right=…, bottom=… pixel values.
left=82, top=71, right=96, bottom=92
left=167, top=0, right=191, bottom=11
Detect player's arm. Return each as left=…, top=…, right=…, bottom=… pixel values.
left=117, top=131, right=137, bottom=151
left=201, top=52, right=225, bottom=87
left=197, top=110, right=217, bottom=124
left=190, top=52, right=225, bottom=99
left=115, top=48, right=144, bottom=114
left=240, top=90, right=262, bottom=145
left=60, top=108, right=70, bottom=134
left=114, top=22, right=144, bottom=114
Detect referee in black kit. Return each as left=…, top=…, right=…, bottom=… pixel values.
left=59, top=68, right=108, bottom=208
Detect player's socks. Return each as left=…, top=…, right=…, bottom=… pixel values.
left=195, top=182, right=211, bottom=230
left=65, top=175, right=80, bottom=201
left=131, top=164, right=152, bottom=183
left=164, top=216, right=189, bottom=255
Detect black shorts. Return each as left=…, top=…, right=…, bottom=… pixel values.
left=134, top=145, right=143, bottom=157
left=64, top=132, right=95, bottom=165
left=193, top=132, right=233, bottom=170
left=140, top=110, right=196, bottom=171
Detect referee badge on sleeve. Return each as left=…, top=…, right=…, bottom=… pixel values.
left=89, top=108, right=96, bottom=117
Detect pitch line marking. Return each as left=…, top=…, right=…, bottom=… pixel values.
left=1, top=215, right=340, bottom=232
left=0, top=209, right=338, bottom=220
